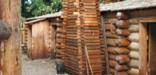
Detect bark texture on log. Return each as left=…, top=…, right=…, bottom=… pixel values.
left=115, top=64, right=129, bottom=71
left=0, top=0, right=20, bottom=75
left=128, top=68, right=139, bottom=75
left=128, top=23, right=140, bottom=75
left=106, top=32, right=119, bottom=38
left=129, top=42, right=139, bottom=50
left=107, top=39, right=117, bottom=46
left=115, top=20, right=129, bottom=29
left=128, top=25, right=139, bottom=32
left=129, top=59, right=139, bottom=68
left=128, top=33, right=139, bottom=42
left=113, top=12, right=130, bottom=75
left=105, top=11, right=130, bottom=75
left=108, top=47, right=129, bottom=54
left=116, top=38, right=130, bottom=47
left=109, top=60, right=118, bottom=68
left=129, top=51, right=139, bottom=59
left=116, top=29, right=129, bottom=36
left=115, top=55, right=130, bottom=64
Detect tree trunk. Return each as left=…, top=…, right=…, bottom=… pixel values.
left=0, top=0, right=20, bottom=75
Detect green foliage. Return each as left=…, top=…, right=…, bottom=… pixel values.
left=21, top=0, right=32, bottom=18
left=21, top=0, right=62, bottom=18
left=99, top=0, right=104, bottom=3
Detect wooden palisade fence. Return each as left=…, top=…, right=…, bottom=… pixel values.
left=61, top=0, right=104, bottom=75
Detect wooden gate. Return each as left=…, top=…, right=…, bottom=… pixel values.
left=28, top=20, right=55, bottom=59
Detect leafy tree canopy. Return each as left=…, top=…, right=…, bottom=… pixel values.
left=21, top=0, right=124, bottom=18
left=21, top=0, right=62, bottom=18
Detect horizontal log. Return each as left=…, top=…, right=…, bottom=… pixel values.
left=83, top=17, right=98, bottom=21
left=56, top=34, right=65, bottom=38
left=108, top=47, right=129, bottom=54
left=115, top=72, right=128, bottom=75
left=128, top=68, right=139, bottom=75
left=116, top=38, right=130, bottom=47
left=109, top=60, right=118, bottom=68
left=115, top=47, right=129, bottom=54
left=109, top=54, right=116, bottom=60
left=106, top=38, right=117, bottom=46
left=83, top=3, right=97, bottom=6
left=129, top=42, right=139, bottom=50
left=115, top=55, right=130, bottom=64
left=129, top=51, right=139, bottom=59
left=108, top=47, right=116, bottom=54
left=115, top=64, right=129, bottom=71
left=115, top=20, right=129, bottom=29
left=116, top=29, right=129, bottom=36
left=129, top=59, right=139, bottom=68
left=116, top=12, right=128, bottom=20
left=128, top=25, right=139, bottom=32
left=106, top=24, right=116, bottom=32
left=109, top=68, right=115, bottom=74
left=106, top=32, right=119, bottom=38
left=128, top=33, right=139, bottom=42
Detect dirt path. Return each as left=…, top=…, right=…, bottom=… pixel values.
left=22, top=54, right=68, bottom=75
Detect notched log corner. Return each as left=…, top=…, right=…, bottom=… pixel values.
left=0, top=21, right=12, bottom=41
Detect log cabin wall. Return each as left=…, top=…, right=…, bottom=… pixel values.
left=102, top=12, right=130, bottom=75
left=55, top=0, right=68, bottom=60
left=23, top=19, right=59, bottom=59
left=55, top=22, right=65, bottom=59
left=101, top=12, right=117, bottom=75
left=101, top=8, right=156, bottom=75
left=128, top=12, right=140, bottom=75
left=128, top=8, right=156, bottom=75
left=21, top=25, right=29, bottom=53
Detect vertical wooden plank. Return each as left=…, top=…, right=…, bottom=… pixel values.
left=139, top=23, right=147, bottom=75
left=100, top=16, right=109, bottom=74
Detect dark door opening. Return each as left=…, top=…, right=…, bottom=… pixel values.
left=148, top=23, right=156, bottom=75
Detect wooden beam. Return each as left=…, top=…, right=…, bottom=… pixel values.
left=139, top=23, right=147, bottom=75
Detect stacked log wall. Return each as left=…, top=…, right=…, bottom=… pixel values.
left=55, top=23, right=65, bottom=58
left=104, top=17, right=118, bottom=75
left=81, top=0, right=103, bottom=75
left=64, top=0, right=85, bottom=75
left=128, top=20, right=139, bottom=75
left=102, top=10, right=150, bottom=75
left=103, top=12, right=130, bottom=75
left=114, top=12, right=130, bottom=75
left=62, top=0, right=103, bottom=75
left=21, top=25, right=29, bottom=52
left=55, top=0, right=68, bottom=59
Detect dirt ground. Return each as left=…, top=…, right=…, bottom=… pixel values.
left=22, top=54, right=68, bottom=75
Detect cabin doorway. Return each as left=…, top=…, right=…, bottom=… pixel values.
left=147, top=23, right=156, bottom=75
left=140, top=22, right=156, bottom=75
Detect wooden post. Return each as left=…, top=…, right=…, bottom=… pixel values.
left=139, top=23, right=147, bottom=75
left=0, top=0, right=20, bottom=75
